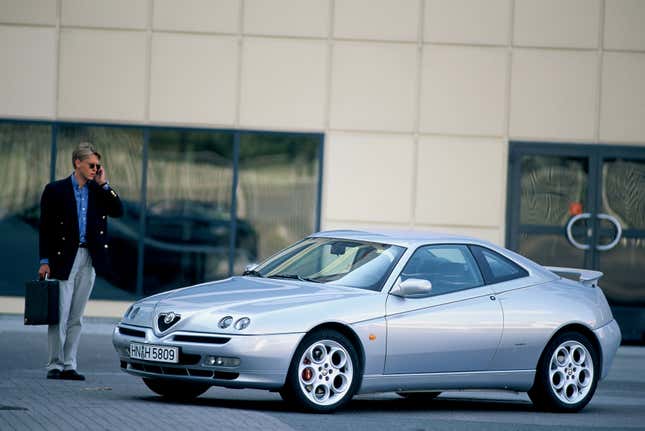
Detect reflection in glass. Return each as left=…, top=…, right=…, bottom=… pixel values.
left=602, top=159, right=645, bottom=230
left=520, top=155, right=588, bottom=226
left=237, top=132, right=319, bottom=273
left=255, top=237, right=405, bottom=291
left=0, top=123, right=51, bottom=296
left=144, top=130, right=234, bottom=294
left=599, top=238, right=645, bottom=305
left=518, top=233, right=585, bottom=268
left=56, top=125, right=143, bottom=299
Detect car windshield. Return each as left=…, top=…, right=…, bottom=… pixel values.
left=252, top=237, right=406, bottom=291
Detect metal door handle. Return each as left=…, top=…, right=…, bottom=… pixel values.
left=566, top=213, right=592, bottom=250
left=595, top=213, right=622, bottom=251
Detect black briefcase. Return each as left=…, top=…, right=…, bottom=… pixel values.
left=24, top=278, right=60, bottom=325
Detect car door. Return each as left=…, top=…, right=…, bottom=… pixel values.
left=384, top=244, right=503, bottom=374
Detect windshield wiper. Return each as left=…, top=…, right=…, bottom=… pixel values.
left=268, top=273, right=320, bottom=283
left=243, top=269, right=264, bottom=277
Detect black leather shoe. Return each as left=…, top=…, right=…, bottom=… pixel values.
left=60, top=370, right=85, bottom=381
left=47, top=369, right=62, bottom=379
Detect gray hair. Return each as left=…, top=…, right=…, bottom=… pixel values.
left=72, top=142, right=101, bottom=169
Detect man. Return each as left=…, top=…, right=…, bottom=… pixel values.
left=38, top=142, right=123, bottom=380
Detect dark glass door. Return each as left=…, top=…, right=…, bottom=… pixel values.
left=508, top=143, right=645, bottom=341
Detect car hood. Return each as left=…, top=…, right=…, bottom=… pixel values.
left=122, top=276, right=385, bottom=335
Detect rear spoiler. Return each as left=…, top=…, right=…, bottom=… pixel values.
left=546, top=266, right=603, bottom=288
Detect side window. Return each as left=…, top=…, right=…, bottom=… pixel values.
left=400, top=244, right=484, bottom=296
left=470, top=246, right=529, bottom=284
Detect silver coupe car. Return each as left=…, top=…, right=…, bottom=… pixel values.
left=113, top=230, right=621, bottom=413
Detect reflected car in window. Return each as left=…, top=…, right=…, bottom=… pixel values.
left=109, top=199, right=258, bottom=294
left=112, top=229, right=621, bottom=413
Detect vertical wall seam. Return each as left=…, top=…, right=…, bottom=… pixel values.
left=595, top=0, right=606, bottom=144
left=501, top=0, right=516, bottom=245
left=324, top=0, right=334, bottom=130
left=410, top=0, right=425, bottom=229
left=319, top=0, right=335, bottom=229
left=234, top=0, right=245, bottom=128
left=54, top=0, right=61, bottom=119
left=143, top=0, right=153, bottom=124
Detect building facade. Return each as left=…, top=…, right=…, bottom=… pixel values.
left=1, top=0, right=644, bottom=339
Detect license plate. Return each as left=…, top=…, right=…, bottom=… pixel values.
left=129, top=343, right=179, bottom=363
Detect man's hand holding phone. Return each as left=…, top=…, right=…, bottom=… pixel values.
left=95, top=166, right=106, bottom=186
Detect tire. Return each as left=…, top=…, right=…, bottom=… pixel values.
left=528, top=331, right=599, bottom=412
left=396, top=391, right=441, bottom=400
left=142, top=378, right=210, bottom=401
left=281, top=330, right=361, bottom=413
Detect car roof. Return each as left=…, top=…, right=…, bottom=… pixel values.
left=311, top=229, right=557, bottom=281
left=311, top=229, right=486, bottom=248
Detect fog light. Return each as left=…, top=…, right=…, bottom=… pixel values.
left=205, top=356, right=240, bottom=367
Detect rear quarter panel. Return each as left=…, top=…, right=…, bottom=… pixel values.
left=489, top=278, right=612, bottom=371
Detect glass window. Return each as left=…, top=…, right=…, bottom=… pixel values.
left=400, top=244, right=484, bottom=296
left=236, top=132, right=320, bottom=273
left=144, top=129, right=234, bottom=295
left=471, top=245, right=528, bottom=285
left=55, top=125, right=143, bottom=300
left=520, top=155, right=588, bottom=227
left=0, top=122, right=51, bottom=297
left=254, top=237, right=405, bottom=291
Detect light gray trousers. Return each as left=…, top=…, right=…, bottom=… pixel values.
left=47, top=248, right=95, bottom=371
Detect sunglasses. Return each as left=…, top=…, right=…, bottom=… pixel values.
left=87, top=163, right=101, bottom=170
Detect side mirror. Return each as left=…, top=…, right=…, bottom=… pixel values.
left=243, top=263, right=259, bottom=275
left=391, top=278, right=433, bottom=298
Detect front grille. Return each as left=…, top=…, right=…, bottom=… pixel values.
left=173, top=335, right=230, bottom=344
left=118, top=326, right=146, bottom=338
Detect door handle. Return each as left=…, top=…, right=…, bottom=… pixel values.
left=566, top=213, right=592, bottom=250
left=595, top=213, right=622, bottom=251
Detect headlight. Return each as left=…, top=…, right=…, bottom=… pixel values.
left=218, top=316, right=233, bottom=329
left=234, top=317, right=251, bottom=330
left=123, top=305, right=133, bottom=319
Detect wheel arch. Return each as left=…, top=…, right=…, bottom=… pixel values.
left=538, top=323, right=603, bottom=374
left=305, top=322, right=366, bottom=375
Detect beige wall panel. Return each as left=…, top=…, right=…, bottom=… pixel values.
left=513, top=0, right=600, bottom=49
left=509, top=49, right=597, bottom=140
left=415, top=136, right=505, bottom=227
left=414, top=224, right=503, bottom=245
left=0, top=0, right=56, bottom=25
left=420, top=45, right=508, bottom=136
left=244, top=0, right=328, bottom=38
left=322, top=220, right=410, bottom=231
left=240, top=38, right=327, bottom=129
left=58, top=29, right=146, bottom=120
left=600, top=52, right=645, bottom=143
left=153, top=0, right=239, bottom=33
left=324, top=132, right=414, bottom=223
left=424, top=0, right=510, bottom=45
left=330, top=42, right=416, bottom=132
left=334, top=0, right=418, bottom=41
left=149, top=34, right=237, bottom=125
left=604, top=0, right=645, bottom=51
left=0, top=26, right=56, bottom=117
left=62, top=0, right=148, bottom=29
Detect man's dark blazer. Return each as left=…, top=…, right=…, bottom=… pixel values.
left=39, top=176, right=123, bottom=280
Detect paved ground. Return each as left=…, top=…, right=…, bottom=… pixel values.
left=1, top=314, right=644, bottom=431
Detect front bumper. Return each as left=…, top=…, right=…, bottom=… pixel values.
left=112, top=323, right=304, bottom=390
left=594, top=318, right=622, bottom=380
